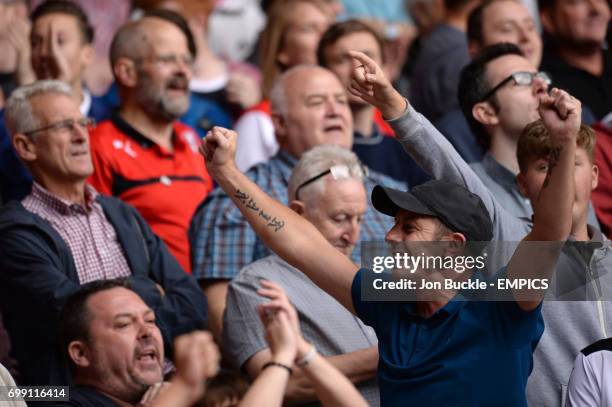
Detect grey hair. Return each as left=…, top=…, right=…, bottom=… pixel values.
left=288, top=144, right=364, bottom=203
left=4, top=80, right=73, bottom=136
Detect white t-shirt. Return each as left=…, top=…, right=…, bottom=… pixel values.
left=566, top=338, right=612, bottom=407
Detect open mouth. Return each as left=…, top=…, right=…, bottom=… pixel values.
left=135, top=347, right=159, bottom=365
left=324, top=124, right=344, bottom=134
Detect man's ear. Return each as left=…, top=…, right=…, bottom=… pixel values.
left=272, top=112, right=287, bottom=143
left=591, top=164, right=599, bottom=190
left=472, top=101, right=499, bottom=127
left=277, top=50, right=290, bottom=68
left=67, top=341, right=91, bottom=368
left=539, top=9, right=555, bottom=35
left=516, top=172, right=529, bottom=198
left=441, top=232, right=467, bottom=256
left=289, top=199, right=306, bottom=216
left=12, top=134, right=37, bottom=162
left=113, top=57, right=138, bottom=88
left=80, top=44, right=95, bottom=68
left=468, top=41, right=481, bottom=59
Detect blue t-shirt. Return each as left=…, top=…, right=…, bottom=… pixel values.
left=352, top=268, right=544, bottom=407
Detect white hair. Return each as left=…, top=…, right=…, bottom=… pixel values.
left=288, top=144, right=364, bottom=203
left=4, top=80, right=74, bottom=136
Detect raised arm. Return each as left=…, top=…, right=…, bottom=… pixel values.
left=347, top=51, right=520, bottom=239
left=257, top=281, right=369, bottom=407
left=507, top=89, right=579, bottom=311
left=200, top=127, right=358, bottom=313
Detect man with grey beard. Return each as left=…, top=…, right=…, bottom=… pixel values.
left=88, top=10, right=214, bottom=274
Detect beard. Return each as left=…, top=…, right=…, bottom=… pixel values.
left=136, top=71, right=190, bottom=121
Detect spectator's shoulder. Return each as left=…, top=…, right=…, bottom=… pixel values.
left=0, top=200, right=39, bottom=232
left=366, top=169, right=407, bottom=191
left=581, top=337, right=612, bottom=357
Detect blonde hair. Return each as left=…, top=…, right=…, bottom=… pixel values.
left=259, top=0, right=328, bottom=98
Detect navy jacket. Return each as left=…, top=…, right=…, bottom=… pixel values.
left=0, top=195, right=208, bottom=386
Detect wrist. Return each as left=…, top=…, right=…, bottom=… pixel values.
left=380, top=92, right=408, bottom=121
left=272, top=349, right=296, bottom=366
left=296, top=338, right=311, bottom=360
left=209, top=161, right=240, bottom=184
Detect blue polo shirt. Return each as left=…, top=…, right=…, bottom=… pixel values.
left=352, top=268, right=544, bottom=406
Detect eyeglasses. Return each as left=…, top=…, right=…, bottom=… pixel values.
left=151, top=53, right=195, bottom=69
left=294, top=164, right=368, bottom=200
left=23, top=118, right=96, bottom=137
left=480, top=71, right=551, bottom=102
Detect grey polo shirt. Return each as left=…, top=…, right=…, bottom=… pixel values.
left=223, top=255, right=380, bottom=407
left=470, top=153, right=532, bottom=219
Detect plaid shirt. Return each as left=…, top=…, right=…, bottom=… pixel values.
left=22, top=183, right=131, bottom=284
left=190, top=150, right=406, bottom=280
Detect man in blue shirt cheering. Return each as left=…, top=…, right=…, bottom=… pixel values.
left=198, top=53, right=580, bottom=405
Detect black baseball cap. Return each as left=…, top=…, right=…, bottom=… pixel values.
left=371, top=180, right=493, bottom=242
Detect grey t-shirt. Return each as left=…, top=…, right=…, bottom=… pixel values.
left=223, top=255, right=380, bottom=406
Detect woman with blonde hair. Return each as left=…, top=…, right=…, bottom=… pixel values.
left=234, top=0, right=332, bottom=172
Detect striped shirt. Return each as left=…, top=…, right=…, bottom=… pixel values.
left=22, top=183, right=131, bottom=284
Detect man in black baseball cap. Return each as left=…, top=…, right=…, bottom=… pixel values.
left=371, top=179, right=493, bottom=243
left=198, top=51, right=579, bottom=405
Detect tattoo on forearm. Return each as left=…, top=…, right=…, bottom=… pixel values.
left=542, top=147, right=562, bottom=189
left=234, top=189, right=285, bottom=232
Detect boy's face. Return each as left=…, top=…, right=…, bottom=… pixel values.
left=517, top=147, right=598, bottom=225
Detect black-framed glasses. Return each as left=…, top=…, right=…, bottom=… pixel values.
left=23, top=117, right=96, bottom=137
left=295, top=164, right=368, bottom=200
left=480, top=71, right=551, bottom=102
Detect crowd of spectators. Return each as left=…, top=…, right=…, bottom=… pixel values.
left=0, top=0, right=611, bottom=405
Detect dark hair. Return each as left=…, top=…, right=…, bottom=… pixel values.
left=58, top=279, right=131, bottom=369
left=458, top=42, right=524, bottom=149
left=199, top=371, right=250, bottom=407
left=444, top=0, right=475, bottom=13
left=317, top=19, right=385, bottom=67
left=538, top=0, right=555, bottom=11
left=467, top=0, right=501, bottom=45
left=143, top=8, right=197, bottom=58
left=31, top=0, right=94, bottom=44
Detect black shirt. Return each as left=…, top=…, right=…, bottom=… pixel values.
left=541, top=43, right=612, bottom=119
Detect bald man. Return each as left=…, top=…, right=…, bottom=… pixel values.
left=88, top=10, right=213, bottom=274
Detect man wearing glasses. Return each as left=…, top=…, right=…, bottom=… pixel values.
left=458, top=43, right=552, bottom=220
left=459, top=43, right=601, bottom=225
left=88, top=12, right=213, bottom=274
left=0, top=80, right=207, bottom=386
left=223, top=145, right=379, bottom=406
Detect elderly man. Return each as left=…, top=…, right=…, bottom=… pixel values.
left=199, top=54, right=578, bottom=404
left=190, top=65, right=404, bottom=340
left=55, top=279, right=219, bottom=407
left=88, top=11, right=213, bottom=274
left=0, top=81, right=207, bottom=386
left=224, top=145, right=379, bottom=406
left=0, top=0, right=113, bottom=204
